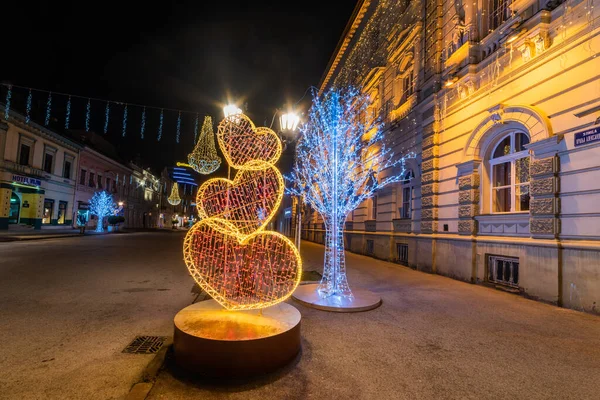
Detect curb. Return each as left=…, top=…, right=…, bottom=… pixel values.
left=0, top=234, right=84, bottom=242
left=125, top=337, right=173, bottom=400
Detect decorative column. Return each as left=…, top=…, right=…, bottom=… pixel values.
left=456, top=160, right=481, bottom=235
left=527, top=136, right=562, bottom=238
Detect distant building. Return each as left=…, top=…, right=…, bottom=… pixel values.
left=309, top=0, right=600, bottom=312
left=0, top=109, right=81, bottom=229
left=72, top=131, right=133, bottom=230
left=160, top=166, right=200, bottom=228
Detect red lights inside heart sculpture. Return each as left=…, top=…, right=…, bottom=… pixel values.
left=184, top=219, right=301, bottom=310
left=196, top=165, right=283, bottom=236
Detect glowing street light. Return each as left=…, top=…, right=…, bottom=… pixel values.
left=223, top=104, right=242, bottom=118
left=280, top=112, right=300, bottom=133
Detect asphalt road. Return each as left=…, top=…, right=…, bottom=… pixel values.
left=0, top=232, right=194, bottom=400
left=148, top=241, right=600, bottom=400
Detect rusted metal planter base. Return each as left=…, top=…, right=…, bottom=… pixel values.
left=173, top=300, right=301, bottom=377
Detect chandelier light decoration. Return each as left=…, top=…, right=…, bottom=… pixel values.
left=186, top=116, right=222, bottom=175
left=183, top=113, right=301, bottom=311
left=287, top=87, right=414, bottom=299
left=168, top=183, right=182, bottom=205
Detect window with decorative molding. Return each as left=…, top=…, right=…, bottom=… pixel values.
left=489, top=131, right=530, bottom=213
left=399, top=169, right=415, bottom=219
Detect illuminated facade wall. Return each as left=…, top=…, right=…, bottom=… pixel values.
left=313, top=0, right=600, bottom=312
left=74, top=146, right=132, bottom=230
left=0, top=110, right=80, bottom=229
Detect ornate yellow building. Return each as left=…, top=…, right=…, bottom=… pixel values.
left=309, top=0, right=600, bottom=312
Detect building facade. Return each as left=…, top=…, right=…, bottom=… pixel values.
left=0, top=110, right=80, bottom=230
left=309, top=0, right=600, bottom=312
left=74, top=144, right=132, bottom=230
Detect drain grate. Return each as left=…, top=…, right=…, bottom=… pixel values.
left=301, top=270, right=323, bottom=282
left=123, top=336, right=167, bottom=354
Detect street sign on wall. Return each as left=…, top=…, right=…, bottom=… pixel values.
left=574, top=127, right=600, bottom=147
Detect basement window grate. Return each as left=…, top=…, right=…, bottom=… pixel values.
left=366, top=239, right=374, bottom=255
left=396, top=243, right=408, bottom=266
left=487, top=255, right=519, bottom=288
left=122, top=336, right=167, bottom=354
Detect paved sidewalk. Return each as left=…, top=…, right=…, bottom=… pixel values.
left=147, top=241, right=600, bottom=400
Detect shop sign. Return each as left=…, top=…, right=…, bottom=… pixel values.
left=12, top=174, right=41, bottom=187
left=574, top=127, right=600, bottom=147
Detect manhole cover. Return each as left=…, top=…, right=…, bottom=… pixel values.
left=123, top=336, right=167, bottom=354
left=301, top=270, right=322, bottom=282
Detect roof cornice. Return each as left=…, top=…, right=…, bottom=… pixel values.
left=318, top=0, right=372, bottom=94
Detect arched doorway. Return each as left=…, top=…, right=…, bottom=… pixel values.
left=9, top=192, right=20, bottom=224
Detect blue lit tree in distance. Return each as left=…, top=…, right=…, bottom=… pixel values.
left=288, top=87, right=413, bottom=299
left=89, top=191, right=115, bottom=233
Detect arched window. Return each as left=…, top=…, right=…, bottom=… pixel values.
left=489, top=131, right=530, bottom=213
left=399, top=169, right=415, bottom=219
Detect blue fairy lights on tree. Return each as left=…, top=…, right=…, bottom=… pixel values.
left=287, top=87, right=414, bottom=299
left=89, top=191, right=115, bottom=233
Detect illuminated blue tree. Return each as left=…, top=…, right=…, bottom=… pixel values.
left=89, top=191, right=115, bottom=233
left=287, top=87, right=413, bottom=299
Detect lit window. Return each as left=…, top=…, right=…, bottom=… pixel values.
left=490, top=131, right=530, bottom=213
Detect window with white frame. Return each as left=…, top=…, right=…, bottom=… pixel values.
left=489, top=131, right=530, bottom=213
left=394, top=59, right=414, bottom=106
left=399, top=169, right=415, bottom=219
left=43, top=146, right=56, bottom=174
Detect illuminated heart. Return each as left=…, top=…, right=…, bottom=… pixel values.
left=183, top=218, right=302, bottom=310
left=196, top=164, right=283, bottom=236
left=217, top=114, right=282, bottom=169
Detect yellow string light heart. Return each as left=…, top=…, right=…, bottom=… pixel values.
left=183, top=113, right=301, bottom=310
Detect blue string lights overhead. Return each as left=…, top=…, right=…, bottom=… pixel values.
left=85, top=98, right=91, bottom=132
left=104, top=102, right=110, bottom=134
left=193, top=113, right=199, bottom=142
left=25, top=89, right=32, bottom=124
left=157, top=109, right=164, bottom=141
left=176, top=111, right=181, bottom=143
left=140, top=106, right=146, bottom=139
left=3, top=85, right=11, bottom=120
left=0, top=83, right=200, bottom=143
left=45, top=92, right=52, bottom=126
left=122, top=104, right=128, bottom=137
left=65, top=95, right=71, bottom=129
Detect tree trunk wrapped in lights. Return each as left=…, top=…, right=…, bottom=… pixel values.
left=168, top=183, right=182, bottom=205
left=187, top=116, right=221, bottom=175
left=88, top=191, right=115, bottom=233
left=287, top=87, right=414, bottom=299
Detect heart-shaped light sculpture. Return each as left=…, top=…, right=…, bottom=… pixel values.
left=183, top=113, right=302, bottom=310
left=216, top=114, right=282, bottom=170
left=184, top=218, right=301, bottom=310
left=196, top=164, right=283, bottom=237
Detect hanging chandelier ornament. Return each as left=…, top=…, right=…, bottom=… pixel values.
left=168, top=183, right=182, bottom=205
left=187, top=116, right=221, bottom=175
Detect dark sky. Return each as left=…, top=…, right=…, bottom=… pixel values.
left=2, top=0, right=355, bottom=173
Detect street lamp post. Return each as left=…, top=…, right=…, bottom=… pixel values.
left=279, top=111, right=302, bottom=251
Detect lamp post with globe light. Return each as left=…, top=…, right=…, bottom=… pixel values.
left=278, top=111, right=302, bottom=250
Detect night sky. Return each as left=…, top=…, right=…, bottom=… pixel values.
left=3, top=0, right=356, bottom=174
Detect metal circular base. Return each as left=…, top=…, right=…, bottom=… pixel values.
left=173, top=300, right=301, bottom=378
left=292, top=283, right=382, bottom=312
